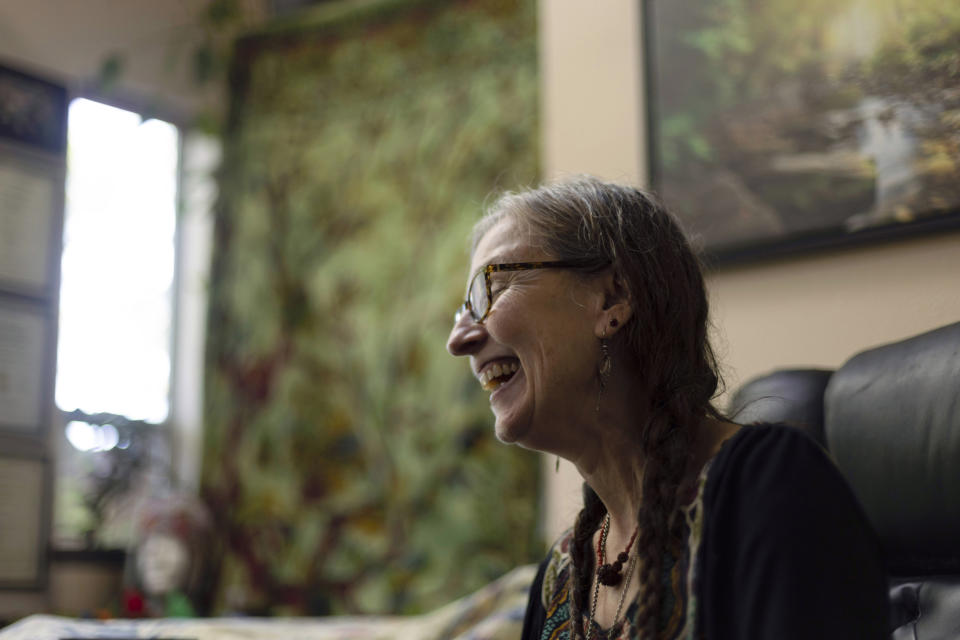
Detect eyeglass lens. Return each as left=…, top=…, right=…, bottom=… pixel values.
left=468, top=270, right=488, bottom=322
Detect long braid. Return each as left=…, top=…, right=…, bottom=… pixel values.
left=570, top=483, right=606, bottom=638
left=630, top=257, right=721, bottom=637
left=632, top=413, right=693, bottom=637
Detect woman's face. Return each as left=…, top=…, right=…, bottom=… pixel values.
left=447, top=216, right=603, bottom=451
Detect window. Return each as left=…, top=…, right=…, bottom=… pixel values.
left=54, top=98, right=182, bottom=548
left=57, top=98, right=179, bottom=428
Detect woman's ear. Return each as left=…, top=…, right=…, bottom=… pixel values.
left=594, top=270, right=633, bottom=338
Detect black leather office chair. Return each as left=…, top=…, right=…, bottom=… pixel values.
left=731, top=321, right=960, bottom=639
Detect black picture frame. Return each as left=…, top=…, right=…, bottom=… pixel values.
left=0, top=64, right=68, bottom=154
left=643, top=0, right=960, bottom=266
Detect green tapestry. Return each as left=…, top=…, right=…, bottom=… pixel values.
left=201, top=0, right=540, bottom=617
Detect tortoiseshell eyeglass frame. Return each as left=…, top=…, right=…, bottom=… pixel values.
left=454, top=261, right=583, bottom=325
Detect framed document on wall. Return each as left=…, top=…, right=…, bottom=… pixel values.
left=0, top=454, right=48, bottom=588
left=0, top=149, right=63, bottom=299
left=0, top=300, right=51, bottom=435
left=0, top=63, right=62, bottom=588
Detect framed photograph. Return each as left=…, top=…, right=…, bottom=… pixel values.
left=0, top=300, right=51, bottom=435
left=0, top=64, right=67, bottom=154
left=0, top=147, right=63, bottom=298
left=0, top=453, right=49, bottom=589
left=645, top=0, right=960, bottom=263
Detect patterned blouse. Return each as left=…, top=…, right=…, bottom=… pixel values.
left=537, top=461, right=713, bottom=640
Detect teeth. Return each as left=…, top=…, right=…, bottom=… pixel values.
left=479, top=360, right=519, bottom=391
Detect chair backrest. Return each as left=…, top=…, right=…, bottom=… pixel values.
left=825, top=321, right=960, bottom=576
left=728, top=369, right=834, bottom=445
left=730, top=321, right=960, bottom=639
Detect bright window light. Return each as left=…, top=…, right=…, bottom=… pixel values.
left=65, top=420, right=121, bottom=452
left=56, top=98, right=179, bottom=423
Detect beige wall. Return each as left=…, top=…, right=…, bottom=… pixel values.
left=0, top=0, right=264, bottom=118
left=539, top=1, right=646, bottom=183
left=539, top=0, right=960, bottom=543
left=710, top=234, right=960, bottom=393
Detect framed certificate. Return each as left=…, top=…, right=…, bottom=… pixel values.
left=0, top=147, right=63, bottom=299
left=0, top=453, right=49, bottom=588
left=0, top=300, right=51, bottom=435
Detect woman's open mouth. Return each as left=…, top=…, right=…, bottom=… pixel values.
left=479, top=359, right=520, bottom=391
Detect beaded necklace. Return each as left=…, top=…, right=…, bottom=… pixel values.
left=585, top=514, right=639, bottom=640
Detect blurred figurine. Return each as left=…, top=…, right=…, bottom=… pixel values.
left=124, top=493, right=213, bottom=617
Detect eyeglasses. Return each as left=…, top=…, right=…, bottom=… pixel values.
left=454, top=261, right=582, bottom=324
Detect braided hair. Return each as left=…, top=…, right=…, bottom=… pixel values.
left=477, top=177, right=724, bottom=638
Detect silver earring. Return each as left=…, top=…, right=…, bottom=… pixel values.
left=597, top=328, right=612, bottom=412
left=599, top=329, right=612, bottom=388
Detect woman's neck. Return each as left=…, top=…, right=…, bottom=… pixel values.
left=573, top=413, right=739, bottom=545
left=572, top=405, right=645, bottom=546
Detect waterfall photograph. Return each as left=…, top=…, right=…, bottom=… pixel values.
left=647, top=0, right=960, bottom=259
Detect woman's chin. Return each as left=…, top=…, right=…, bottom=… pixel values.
left=489, top=369, right=529, bottom=443
left=492, top=406, right=535, bottom=446
left=493, top=417, right=529, bottom=444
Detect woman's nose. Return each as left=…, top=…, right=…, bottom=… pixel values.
left=447, top=313, right=487, bottom=356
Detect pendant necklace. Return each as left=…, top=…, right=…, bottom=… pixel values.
left=585, top=514, right=639, bottom=640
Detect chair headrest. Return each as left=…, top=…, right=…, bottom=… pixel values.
left=728, top=369, right=833, bottom=446
left=825, top=321, right=960, bottom=575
